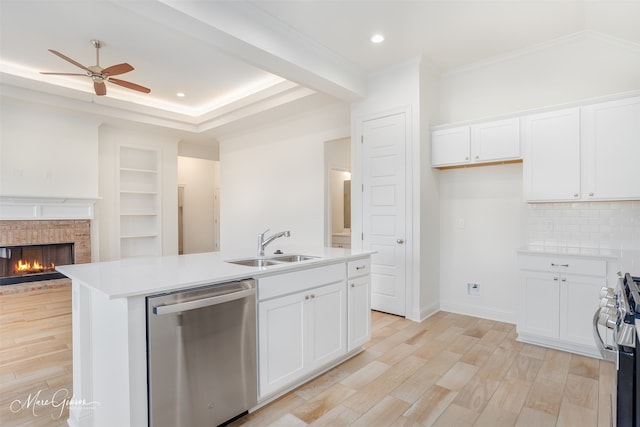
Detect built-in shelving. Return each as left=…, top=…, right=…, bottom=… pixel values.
left=117, top=145, right=161, bottom=258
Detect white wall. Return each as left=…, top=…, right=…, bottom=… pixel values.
left=0, top=97, right=100, bottom=198
left=97, top=124, right=179, bottom=261
left=177, top=156, right=219, bottom=254
left=439, top=163, right=526, bottom=321
left=219, top=101, right=350, bottom=253
left=436, top=32, right=640, bottom=323
left=439, top=32, right=640, bottom=123
left=351, top=58, right=441, bottom=321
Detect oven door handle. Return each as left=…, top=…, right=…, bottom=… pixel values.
left=593, top=307, right=618, bottom=363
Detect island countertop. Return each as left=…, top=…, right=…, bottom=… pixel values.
left=56, top=247, right=374, bottom=299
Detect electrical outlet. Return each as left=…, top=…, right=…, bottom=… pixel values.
left=467, top=283, right=480, bottom=296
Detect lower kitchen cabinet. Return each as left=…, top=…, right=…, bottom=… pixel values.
left=257, top=263, right=350, bottom=399
left=517, top=251, right=615, bottom=358
left=347, top=258, right=371, bottom=351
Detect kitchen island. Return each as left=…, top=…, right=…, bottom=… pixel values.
left=57, top=247, right=373, bottom=427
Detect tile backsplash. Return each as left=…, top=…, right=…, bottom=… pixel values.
left=526, top=201, right=640, bottom=251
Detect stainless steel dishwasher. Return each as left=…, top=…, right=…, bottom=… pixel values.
left=146, top=279, right=257, bottom=427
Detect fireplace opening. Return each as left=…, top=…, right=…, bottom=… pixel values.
left=0, top=243, right=74, bottom=285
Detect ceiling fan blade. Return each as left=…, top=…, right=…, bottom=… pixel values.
left=109, top=78, right=151, bottom=94
left=40, top=72, right=87, bottom=76
left=102, top=63, right=134, bottom=76
left=48, top=49, right=91, bottom=72
left=94, top=81, right=107, bottom=96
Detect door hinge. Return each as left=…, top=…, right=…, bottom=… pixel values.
left=361, top=232, right=364, bottom=240
left=361, top=135, right=363, bottom=144
left=361, top=184, right=364, bottom=192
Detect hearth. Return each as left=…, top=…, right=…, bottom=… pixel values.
left=0, top=243, right=73, bottom=285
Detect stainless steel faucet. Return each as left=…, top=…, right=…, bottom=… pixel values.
left=257, top=229, right=291, bottom=256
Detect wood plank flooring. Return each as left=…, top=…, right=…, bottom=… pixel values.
left=0, top=286, right=72, bottom=427
left=0, top=286, right=616, bottom=427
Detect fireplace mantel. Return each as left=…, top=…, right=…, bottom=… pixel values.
left=0, top=196, right=98, bottom=220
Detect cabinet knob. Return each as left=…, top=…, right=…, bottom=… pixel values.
left=396, top=239, right=404, bottom=244
left=311, top=294, right=315, bottom=299
left=561, top=278, right=566, bottom=282
left=573, top=193, right=579, bottom=198
left=465, top=157, right=469, bottom=161
left=589, top=192, right=594, bottom=197
left=351, top=283, right=355, bottom=288
left=553, top=276, right=559, bottom=281
left=475, top=155, right=479, bottom=159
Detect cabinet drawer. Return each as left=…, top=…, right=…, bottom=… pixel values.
left=258, top=263, right=345, bottom=300
left=348, top=258, right=370, bottom=278
left=518, top=254, right=606, bottom=277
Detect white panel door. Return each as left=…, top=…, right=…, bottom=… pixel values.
left=362, top=113, right=406, bottom=316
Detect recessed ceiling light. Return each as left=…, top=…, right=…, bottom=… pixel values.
left=371, top=34, right=384, bottom=44
left=176, top=92, right=185, bottom=97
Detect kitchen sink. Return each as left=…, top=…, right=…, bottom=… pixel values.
left=226, top=254, right=319, bottom=267
left=227, top=258, right=284, bottom=267
left=272, top=254, right=319, bottom=262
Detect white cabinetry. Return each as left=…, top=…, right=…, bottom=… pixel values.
left=347, top=257, right=371, bottom=351
left=522, top=108, right=581, bottom=201
left=257, top=263, right=347, bottom=398
left=118, top=145, right=161, bottom=258
left=432, top=118, right=520, bottom=168
left=517, top=252, right=613, bottom=357
left=581, top=96, right=640, bottom=200
left=523, top=95, right=640, bottom=202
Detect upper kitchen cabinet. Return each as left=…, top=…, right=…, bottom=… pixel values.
left=581, top=96, right=640, bottom=200
left=523, top=95, right=640, bottom=202
left=522, top=108, right=581, bottom=202
left=431, top=126, right=470, bottom=166
left=432, top=118, right=520, bottom=168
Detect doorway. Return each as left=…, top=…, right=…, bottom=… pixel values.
left=324, top=137, right=351, bottom=248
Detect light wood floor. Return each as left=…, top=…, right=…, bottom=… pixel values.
left=0, top=286, right=616, bottom=427
left=0, top=286, right=72, bottom=427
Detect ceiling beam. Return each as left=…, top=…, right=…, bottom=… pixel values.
left=113, top=0, right=367, bottom=102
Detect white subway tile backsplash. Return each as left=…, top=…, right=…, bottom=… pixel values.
left=526, top=201, right=640, bottom=251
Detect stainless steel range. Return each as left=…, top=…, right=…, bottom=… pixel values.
left=594, top=273, right=640, bottom=427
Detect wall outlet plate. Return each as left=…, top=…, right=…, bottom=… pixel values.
left=467, top=282, right=480, bottom=296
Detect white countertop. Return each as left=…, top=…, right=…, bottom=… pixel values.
left=56, top=247, right=374, bottom=299
left=517, top=244, right=621, bottom=259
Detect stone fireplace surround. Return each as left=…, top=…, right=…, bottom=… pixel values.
left=0, top=220, right=90, bottom=295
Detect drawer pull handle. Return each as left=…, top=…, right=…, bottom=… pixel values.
left=551, top=263, right=569, bottom=267
left=553, top=276, right=559, bottom=281
left=356, top=265, right=366, bottom=270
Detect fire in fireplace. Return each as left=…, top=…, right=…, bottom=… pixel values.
left=0, top=243, right=74, bottom=285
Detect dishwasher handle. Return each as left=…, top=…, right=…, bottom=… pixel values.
left=153, top=284, right=255, bottom=316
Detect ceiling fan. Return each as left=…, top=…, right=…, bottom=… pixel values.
left=41, top=39, right=150, bottom=96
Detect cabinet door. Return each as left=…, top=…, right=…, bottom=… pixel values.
left=560, top=274, right=602, bottom=348
left=348, top=276, right=371, bottom=351
left=581, top=96, right=640, bottom=200
left=307, top=282, right=347, bottom=370
left=522, top=108, right=581, bottom=201
left=519, top=272, right=560, bottom=339
left=471, top=118, right=520, bottom=163
left=432, top=126, right=470, bottom=166
left=258, top=293, right=305, bottom=397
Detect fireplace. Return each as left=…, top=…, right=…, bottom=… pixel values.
left=0, top=243, right=74, bottom=285
left=0, top=219, right=90, bottom=291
